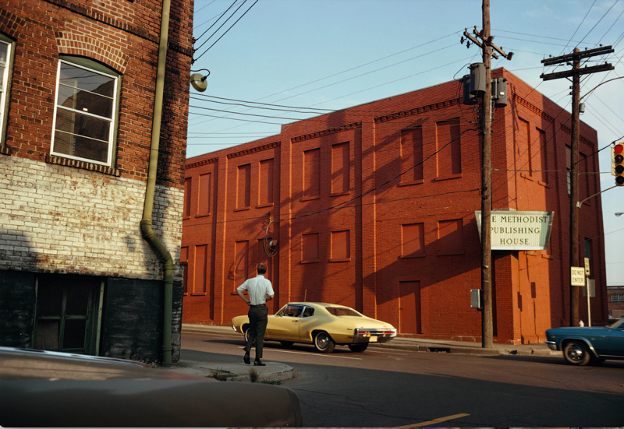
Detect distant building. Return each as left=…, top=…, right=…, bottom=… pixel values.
left=0, top=0, right=193, bottom=363
left=182, top=69, right=608, bottom=345
left=607, top=285, right=624, bottom=319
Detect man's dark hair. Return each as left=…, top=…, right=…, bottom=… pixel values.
left=257, top=263, right=267, bottom=274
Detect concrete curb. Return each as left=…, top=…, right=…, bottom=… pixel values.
left=182, top=324, right=562, bottom=358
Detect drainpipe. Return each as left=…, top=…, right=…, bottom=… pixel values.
left=141, top=0, right=173, bottom=367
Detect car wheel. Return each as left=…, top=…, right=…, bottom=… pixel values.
left=314, top=332, right=335, bottom=353
left=280, top=341, right=294, bottom=347
left=348, top=344, right=368, bottom=352
left=563, top=340, right=591, bottom=366
left=243, top=326, right=255, bottom=345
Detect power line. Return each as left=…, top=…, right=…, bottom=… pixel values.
left=194, top=0, right=258, bottom=63
left=194, top=0, right=239, bottom=45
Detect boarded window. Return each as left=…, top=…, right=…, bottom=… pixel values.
left=580, top=154, right=590, bottom=204
left=259, top=159, right=274, bottom=205
left=331, top=230, right=350, bottom=260
left=302, top=233, right=319, bottom=262
left=438, top=219, right=463, bottom=255
left=536, top=128, right=548, bottom=183
left=197, top=173, right=211, bottom=216
left=234, top=241, right=249, bottom=289
left=401, top=128, right=423, bottom=182
left=304, top=148, right=321, bottom=198
left=516, top=118, right=532, bottom=175
left=402, top=223, right=425, bottom=257
left=566, top=145, right=571, bottom=195
left=180, top=247, right=189, bottom=294
left=237, top=164, right=251, bottom=209
left=436, top=119, right=461, bottom=177
left=195, top=245, right=207, bottom=294
left=331, top=143, right=350, bottom=194
left=183, top=178, right=192, bottom=218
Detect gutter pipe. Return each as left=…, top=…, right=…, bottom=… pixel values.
left=141, top=0, right=173, bottom=367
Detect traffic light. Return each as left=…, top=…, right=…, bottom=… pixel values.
left=614, top=143, right=624, bottom=186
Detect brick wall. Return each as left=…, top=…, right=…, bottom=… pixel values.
left=0, top=156, right=184, bottom=280
left=182, top=70, right=607, bottom=344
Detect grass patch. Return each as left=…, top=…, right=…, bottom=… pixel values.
left=248, top=368, right=259, bottom=383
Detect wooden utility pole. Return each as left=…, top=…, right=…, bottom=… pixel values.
left=462, top=0, right=512, bottom=348
left=480, top=0, right=494, bottom=349
left=540, top=46, right=613, bottom=326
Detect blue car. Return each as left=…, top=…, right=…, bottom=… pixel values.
left=545, top=317, right=624, bottom=366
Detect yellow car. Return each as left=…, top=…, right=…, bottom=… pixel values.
left=231, top=302, right=397, bottom=353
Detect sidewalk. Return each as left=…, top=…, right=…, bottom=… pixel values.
left=175, top=324, right=561, bottom=382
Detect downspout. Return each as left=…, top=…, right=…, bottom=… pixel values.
left=141, top=0, right=173, bottom=367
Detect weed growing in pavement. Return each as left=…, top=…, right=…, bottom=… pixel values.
left=210, top=368, right=234, bottom=381
left=248, top=368, right=259, bottom=383
left=261, top=378, right=281, bottom=385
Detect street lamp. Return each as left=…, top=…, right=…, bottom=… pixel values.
left=190, top=69, right=210, bottom=92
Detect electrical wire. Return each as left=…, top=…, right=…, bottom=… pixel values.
left=194, top=0, right=258, bottom=62
left=194, top=0, right=239, bottom=44
left=195, top=0, right=249, bottom=52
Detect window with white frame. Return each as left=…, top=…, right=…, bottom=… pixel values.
left=51, top=58, right=119, bottom=166
left=0, top=36, right=14, bottom=144
left=612, top=294, right=624, bottom=303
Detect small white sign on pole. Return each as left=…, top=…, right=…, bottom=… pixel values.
left=571, top=267, right=585, bottom=286
left=584, top=257, right=590, bottom=276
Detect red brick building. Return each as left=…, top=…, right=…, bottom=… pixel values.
left=182, top=69, right=608, bottom=345
left=0, top=0, right=193, bottom=363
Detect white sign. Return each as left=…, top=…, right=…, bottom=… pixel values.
left=476, top=211, right=554, bottom=250
left=584, top=257, right=590, bottom=276
left=571, top=267, right=585, bottom=286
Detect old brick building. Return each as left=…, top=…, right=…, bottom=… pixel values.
left=183, top=68, right=608, bottom=345
left=0, top=0, right=193, bottom=363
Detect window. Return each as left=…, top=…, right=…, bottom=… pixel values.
left=303, top=148, right=321, bottom=199
left=180, top=247, right=189, bottom=295
left=302, top=233, right=319, bottom=263
left=51, top=58, right=120, bottom=166
left=330, top=230, right=350, bottom=261
left=612, top=294, right=624, bottom=303
left=436, top=119, right=461, bottom=178
left=183, top=178, right=192, bottom=218
left=259, top=159, right=274, bottom=206
left=35, top=275, right=103, bottom=356
left=237, top=164, right=251, bottom=209
left=194, top=244, right=208, bottom=294
left=0, top=35, right=15, bottom=145
left=536, top=128, right=548, bottom=183
left=331, top=143, right=350, bottom=195
left=402, top=223, right=425, bottom=257
left=401, top=128, right=423, bottom=183
left=197, top=173, right=211, bottom=216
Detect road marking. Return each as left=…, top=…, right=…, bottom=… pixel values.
left=367, top=349, right=410, bottom=354
left=399, top=413, right=470, bottom=428
left=238, top=346, right=362, bottom=360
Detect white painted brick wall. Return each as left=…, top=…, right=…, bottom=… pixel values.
left=0, top=156, right=184, bottom=281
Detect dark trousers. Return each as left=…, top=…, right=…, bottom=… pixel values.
left=245, top=305, right=268, bottom=359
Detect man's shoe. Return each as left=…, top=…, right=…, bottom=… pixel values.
left=243, top=353, right=250, bottom=365
left=253, top=359, right=266, bottom=366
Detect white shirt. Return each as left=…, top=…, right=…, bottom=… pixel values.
left=237, top=275, right=274, bottom=305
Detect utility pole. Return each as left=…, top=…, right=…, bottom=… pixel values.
left=540, top=46, right=613, bottom=327
left=461, top=0, right=512, bottom=348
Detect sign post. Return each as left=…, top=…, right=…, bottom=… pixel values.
left=571, top=267, right=586, bottom=326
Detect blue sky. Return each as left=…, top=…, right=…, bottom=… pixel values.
left=187, top=0, right=624, bottom=286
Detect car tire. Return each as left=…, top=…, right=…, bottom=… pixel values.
left=280, top=341, right=294, bottom=347
left=313, top=332, right=335, bottom=353
left=348, top=344, right=368, bottom=352
left=243, top=327, right=255, bottom=346
left=563, top=340, right=591, bottom=366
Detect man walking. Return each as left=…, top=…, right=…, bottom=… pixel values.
left=236, top=263, right=274, bottom=366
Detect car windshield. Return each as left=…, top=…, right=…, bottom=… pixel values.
left=608, top=317, right=624, bottom=329
left=325, top=307, right=362, bottom=317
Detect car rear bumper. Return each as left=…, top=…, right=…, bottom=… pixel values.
left=353, top=329, right=397, bottom=344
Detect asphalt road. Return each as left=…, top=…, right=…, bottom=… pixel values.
left=181, top=331, right=624, bottom=427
